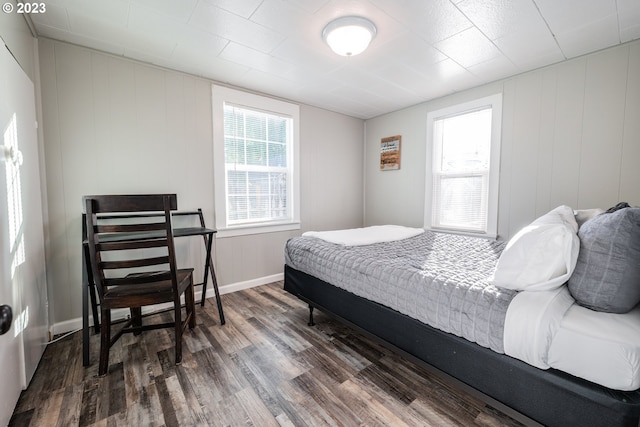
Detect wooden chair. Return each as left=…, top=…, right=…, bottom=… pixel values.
left=84, top=194, right=196, bottom=376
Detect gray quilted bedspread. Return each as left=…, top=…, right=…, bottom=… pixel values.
left=284, top=231, right=517, bottom=353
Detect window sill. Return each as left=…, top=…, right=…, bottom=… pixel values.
left=429, top=227, right=498, bottom=240
left=216, top=222, right=301, bottom=238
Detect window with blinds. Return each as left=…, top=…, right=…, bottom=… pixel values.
left=212, top=85, right=300, bottom=237
left=224, top=105, right=290, bottom=224
left=425, top=94, right=502, bottom=237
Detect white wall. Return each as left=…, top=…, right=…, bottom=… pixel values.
left=37, top=39, right=364, bottom=331
left=365, top=40, right=640, bottom=241
left=40, top=36, right=640, bottom=332
left=0, top=6, right=36, bottom=81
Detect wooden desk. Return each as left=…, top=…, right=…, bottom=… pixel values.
left=81, top=209, right=225, bottom=367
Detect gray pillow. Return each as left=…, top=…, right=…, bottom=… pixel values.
left=568, top=207, right=640, bottom=313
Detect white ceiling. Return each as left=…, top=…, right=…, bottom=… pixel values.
left=29, top=0, right=640, bottom=119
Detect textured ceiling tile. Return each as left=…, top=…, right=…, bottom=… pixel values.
left=67, top=13, right=175, bottom=59
left=434, top=27, right=502, bottom=68
left=271, top=39, right=342, bottom=73
left=189, top=1, right=285, bottom=53
left=359, top=32, right=447, bottom=73
left=535, top=0, right=617, bottom=34
left=169, top=50, right=250, bottom=82
left=371, top=0, right=473, bottom=44
left=233, top=68, right=303, bottom=99
left=69, top=0, right=131, bottom=27
left=251, top=0, right=313, bottom=38
left=467, top=54, right=520, bottom=82
left=286, top=0, right=331, bottom=14
left=555, top=14, right=620, bottom=58
left=318, top=0, right=381, bottom=21
left=199, top=0, right=264, bottom=19
left=128, top=4, right=187, bottom=41
left=618, top=0, right=640, bottom=42
left=494, top=26, right=564, bottom=67
left=621, top=24, right=640, bottom=43
left=123, top=45, right=177, bottom=65
left=130, top=0, right=198, bottom=23
left=326, top=63, right=390, bottom=91
left=219, top=42, right=297, bottom=76
left=456, top=0, right=547, bottom=40
left=423, top=58, right=480, bottom=90
left=172, top=26, right=228, bottom=58
left=28, top=3, right=70, bottom=30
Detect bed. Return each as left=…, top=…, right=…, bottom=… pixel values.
left=283, top=206, right=640, bottom=427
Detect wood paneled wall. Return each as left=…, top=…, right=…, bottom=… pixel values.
left=364, top=40, right=640, bottom=240
left=37, top=39, right=364, bottom=332
left=37, top=37, right=640, bottom=333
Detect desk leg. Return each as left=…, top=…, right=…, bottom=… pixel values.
left=202, top=234, right=225, bottom=325
left=208, top=262, right=225, bottom=325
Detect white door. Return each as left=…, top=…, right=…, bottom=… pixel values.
left=0, top=40, right=49, bottom=425
left=0, top=163, right=22, bottom=426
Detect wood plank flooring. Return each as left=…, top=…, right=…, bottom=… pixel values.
left=10, top=282, right=525, bottom=426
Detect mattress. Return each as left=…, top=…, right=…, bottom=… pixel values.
left=285, top=230, right=515, bottom=353
left=549, top=303, right=640, bottom=391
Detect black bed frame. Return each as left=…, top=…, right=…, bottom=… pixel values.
left=284, top=265, right=640, bottom=427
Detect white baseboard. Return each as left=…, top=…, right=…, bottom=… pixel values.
left=217, top=273, right=283, bottom=295
left=49, top=272, right=284, bottom=337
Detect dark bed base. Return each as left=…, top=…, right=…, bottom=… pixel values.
left=284, top=265, right=640, bottom=427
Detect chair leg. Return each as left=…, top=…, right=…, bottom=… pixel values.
left=174, top=298, right=183, bottom=365
left=186, top=277, right=196, bottom=329
left=131, top=307, right=142, bottom=335
left=99, top=308, right=111, bottom=376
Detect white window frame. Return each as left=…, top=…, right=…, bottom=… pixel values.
left=424, top=94, right=502, bottom=238
left=212, top=85, right=300, bottom=238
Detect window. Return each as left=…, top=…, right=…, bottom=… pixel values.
left=212, top=86, right=300, bottom=237
left=425, top=94, right=502, bottom=237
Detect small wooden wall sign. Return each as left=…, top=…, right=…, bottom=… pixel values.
left=380, top=135, right=401, bottom=171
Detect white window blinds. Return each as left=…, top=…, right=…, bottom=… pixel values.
left=213, top=85, right=300, bottom=237
left=223, top=105, right=291, bottom=225
left=426, top=94, right=502, bottom=237
left=432, top=108, right=492, bottom=232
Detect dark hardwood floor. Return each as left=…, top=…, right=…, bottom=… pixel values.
left=10, top=282, right=524, bottom=426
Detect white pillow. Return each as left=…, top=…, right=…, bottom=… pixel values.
left=574, top=208, right=604, bottom=228
left=490, top=205, right=579, bottom=291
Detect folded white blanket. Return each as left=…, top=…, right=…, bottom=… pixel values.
left=303, top=225, right=424, bottom=246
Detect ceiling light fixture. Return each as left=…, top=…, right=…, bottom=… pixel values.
left=322, top=16, right=377, bottom=57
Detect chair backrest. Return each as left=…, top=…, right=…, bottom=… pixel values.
left=84, top=194, right=179, bottom=300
